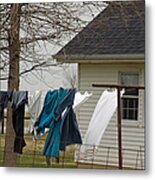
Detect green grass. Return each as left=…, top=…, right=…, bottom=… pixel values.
left=0, top=133, right=78, bottom=168
left=1, top=134, right=135, bottom=169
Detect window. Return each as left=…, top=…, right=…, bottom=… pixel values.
left=120, top=73, right=139, bottom=121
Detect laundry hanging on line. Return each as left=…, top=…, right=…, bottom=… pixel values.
left=11, top=91, right=28, bottom=154
left=27, top=90, right=42, bottom=133
left=73, top=91, right=92, bottom=111
left=45, top=88, right=83, bottom=154
left=59, top=90, right=92, bottom=151
left=30, top=90, right=92, bottom=135
left=0, top=90, right=28, bottom=154
left=34, top=88, right=83, bottom=158
left=0, top=89, right=92, bottom=156
left=79, top=89, right=124, bottom=160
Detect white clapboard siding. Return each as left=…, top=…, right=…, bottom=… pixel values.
left=77, top=62, right=145, bottom=169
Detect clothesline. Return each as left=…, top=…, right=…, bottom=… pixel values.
left=0, top=88, right=92, bottom=161
left=1, top=87, right=122, bottom=166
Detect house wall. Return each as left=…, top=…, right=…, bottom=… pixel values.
left=77, top=62, right=145, bottom=169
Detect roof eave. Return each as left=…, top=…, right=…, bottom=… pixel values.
left=54, top=54, right=145, bottom=63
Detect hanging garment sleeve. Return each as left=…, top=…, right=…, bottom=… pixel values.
left=73, top=91, right=92, bottom=111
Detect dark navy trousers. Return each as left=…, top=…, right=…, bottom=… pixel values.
left=11, top=91, right=28, bottom=154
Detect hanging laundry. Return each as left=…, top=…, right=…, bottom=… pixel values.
left=79, top=90, right=124, bottom=160
left=58, top=88, right=82, bottom=151
left=34, top=88, right=82, bottom=159
left=34, top=88, right=68, bottom=158
left=34, top=88, right=68, bottom=136
left=73, top=91, right=92, bottom=111
left=27, top=91, right=42, bottom=133
left=0, top=91, right=12, bottom=121
left=56, top=89, right=82, bottom=151
left=11, top=91, right=28, bottom=154
left=43, top=88, right=82, bottom=158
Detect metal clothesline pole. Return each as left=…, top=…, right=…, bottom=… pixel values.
left=92, top=84, right=145, bottom=169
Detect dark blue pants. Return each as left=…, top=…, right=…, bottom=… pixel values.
left=11, top=91, right=28, bottom=154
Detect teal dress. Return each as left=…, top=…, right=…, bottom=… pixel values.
left=43, top=88, right=82, bottom=158
left=35, top=88, right=82, bottom=158
left=34, top=88, right=68, bottom=157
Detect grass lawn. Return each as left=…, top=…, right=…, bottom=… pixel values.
left=0, top=134, right=132, bottom=169
left=0, top=134, right=118, bottom=169
left=0, top=134, right=78, bottom=168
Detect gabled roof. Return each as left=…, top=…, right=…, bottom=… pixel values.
left=55, top=1, right=145, bottom=62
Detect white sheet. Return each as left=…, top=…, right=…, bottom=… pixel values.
left=79, top=89, right=124, bottom=160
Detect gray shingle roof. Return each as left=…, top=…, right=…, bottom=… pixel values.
left=55, top=1, right=145, bottom=60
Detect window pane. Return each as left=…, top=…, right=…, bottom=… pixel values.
left=129, top=110, right=134, bottom=119
left=122, top=98, right=138, bottom=121
left=122, top=98, right=138, bottom=108
left=122, top=109, right=127, bottom=119
left=129, top=99, right=134, bottom=107
left=122, top=98, right=127, bottom=108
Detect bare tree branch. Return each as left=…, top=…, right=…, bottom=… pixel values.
left=0, top=1, right=105, bottom=86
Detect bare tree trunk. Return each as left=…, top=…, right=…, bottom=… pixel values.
left=4, top=4, right=21, bottom=167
